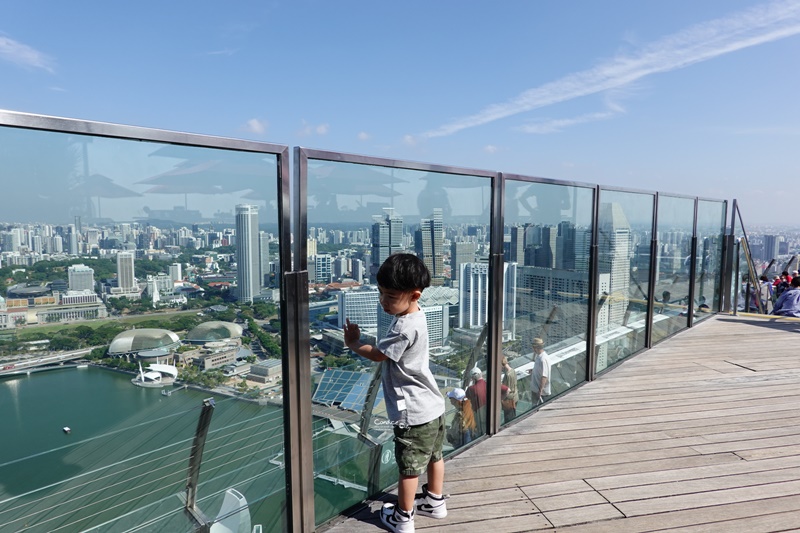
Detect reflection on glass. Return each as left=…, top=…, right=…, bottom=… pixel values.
left=0, top=125, right=284, bottom=531
left=501, top=180, right=593, bottom=425
left=651, top=196, right=695, bottom=344
left=595, top=191, right=654, bottom=373
left=693, top=201, right=726, bottom=323
left=306, top=159, right=491, bottom=525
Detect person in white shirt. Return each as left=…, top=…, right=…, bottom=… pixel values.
left=528, top=337, right=551, bottom=405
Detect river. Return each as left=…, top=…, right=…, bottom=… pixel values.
left=0, top=365, right=390, bottom=532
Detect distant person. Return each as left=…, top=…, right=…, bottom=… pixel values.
left=775, top=272, right=792, bottom=301
left=528, top=338, right=551, bottom=405
left=501, top=356, right=518, bottom=423
left=772, top=277, right=800, bottom=317
left=466, top=367, right=507, bottom=435
left=445, top=388, right=476, bottom=448
left=466, top=367, right=487, bottom=436
left=343, top=253, right=447, bottom=531
left=660, top=291, right=672, bottom=313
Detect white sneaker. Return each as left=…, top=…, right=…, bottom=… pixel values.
left=415, top=483, right=448, bottom=519
left=380, top=503, right=415, bottom=533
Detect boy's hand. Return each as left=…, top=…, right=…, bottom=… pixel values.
left=343, top=319, right=360, bottom=347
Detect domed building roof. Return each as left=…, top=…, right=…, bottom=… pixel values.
left=185, top=321, right=243, bottom=343
left=108, top=328, right=181, bottom=356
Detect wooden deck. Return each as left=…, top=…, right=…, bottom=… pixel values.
left=323, top=315, right=800, bottom=532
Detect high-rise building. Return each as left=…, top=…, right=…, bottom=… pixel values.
left=597, top=202, right=632, bottom=342
left=116, top=251, right=136, bottom=290
left=458, top=262, right=517, bottom=335
left=68, top=264, right=95, bottom=292
left=235, top=204, right=260, bottom=303
left=259, top=231, right=271, bottom=287
left=371, top=208, right=403, bottom=281
left=763, top=234, right=780, bottom=261
left=314, top=254, right=332, bottom=284
left=416, top=208, right=445, bottom=285
left=169, top=263, right=182, bottom=283
left=338, top=288, right=380, bottom=329
left=450, top=240, right=477, bottom=283
left=556, top=221, right=577, bottom=270
left=507, top=225, right=526, bottom=266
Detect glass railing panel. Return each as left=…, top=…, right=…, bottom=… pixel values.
left=731, top=204, right=760, bottom=313
left=502, top=179, right=593, bottom=421
left=0, top=122, right=286, bottom=532
left=693, top=200, right=726, bottom=323
left=595, top=190, right=654, bottom=373
left=305, top=157, right=492, bottom=525
left=0, top=366, right=199, bottom=532
left=651, top=195, right=695, bottom=344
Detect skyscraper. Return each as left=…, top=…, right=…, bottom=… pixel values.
left=235, top=204, right=260, bottom=303
left=597, top=203, right=632, bottom=348
left=458, top=262, right=517, bottom=335
left=116, top=252, right=135, bottom=290
left=416, top=208, right=445, bottom=285
left=259, top=231, right=271, bottom=287
left=371, top=207, right=403, bottom=281
left=450, top=240, right=477, bottom=284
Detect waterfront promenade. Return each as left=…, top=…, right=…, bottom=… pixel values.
left=325, top=314, right=800, bottom=532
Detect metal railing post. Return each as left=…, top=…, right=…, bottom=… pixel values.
left=184, top=398, right=216, bottom=528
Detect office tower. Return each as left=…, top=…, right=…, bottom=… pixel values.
left=416, top=208, right=445, bottom=285
left=337, top=288, right=380, bottom=328
left=575, top=228, right=592, bottom=272
left=597, top=202, right=631, bottom=337
left=377, top=304, right=448, bottom=348
left=169, top=263, right=182, bottom=283
left=116, top=251, right=136, bottom=290
left=68, top=264, right=95, bottom=292
left=508, top=225, right=526, bottom=265
left=52, top=234, right=63, bottom=253
left=307, top=238, right=318, bottom=257
left=313, top=254, right=333, bottom=284
left=763, top=234, right=779, bottom=261
left=31, top=235, right=43, bottom=254
left=1, top=229, right=22, bottom=252
left=451, top=240, right=477, bottom=283
left=458, top=262, right=517, bottom=335
left=534, top=226, right=558, bottom=268
left=352, top=258, right=364, bottom=284
left=259, top=231, right=271, bottom=287
left=371, top=208, right=403, bottom=281
left=120, top=223, right=132, bottom=243
left=556, top=221, right=577, bottom=270
left=67, top=224, right=79, bottom=255
left=235, top=204, right=260, bottom=303
left=332, top=256, right=348, bottom=280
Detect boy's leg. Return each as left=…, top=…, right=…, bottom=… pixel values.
left=398, top=474, right=419, bottom=512
left=426, top=458, right=444, bottom=496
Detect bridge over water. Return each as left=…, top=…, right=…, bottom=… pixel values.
left=0, top=348, right=93, bottom=377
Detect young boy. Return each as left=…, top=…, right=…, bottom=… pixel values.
left=343, top=253, right=447, bottom=533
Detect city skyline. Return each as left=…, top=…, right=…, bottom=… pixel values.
left=2, top=1, right=800, bottom=225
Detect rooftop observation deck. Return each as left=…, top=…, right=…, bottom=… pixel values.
left=326, top=315, right=800, bottom=532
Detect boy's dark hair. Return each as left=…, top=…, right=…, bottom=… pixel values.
left=792, top=277, right=800, bottom=288
left=376, top=253, right=431, bottom=291
left=782, top=271, right=790, bottom=277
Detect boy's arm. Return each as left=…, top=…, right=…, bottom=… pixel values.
left=343, top=319, right=388, bottom=362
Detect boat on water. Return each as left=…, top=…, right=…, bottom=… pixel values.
left=63, top=427, right=71, bottom=434
left=161, top=389, right=172, bottom=396
left=131, top=362, right=178, bottom=388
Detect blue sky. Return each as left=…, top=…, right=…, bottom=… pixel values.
left=2, top=0, right=799, bottom=225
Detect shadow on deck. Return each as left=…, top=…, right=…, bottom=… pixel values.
left=324, top=315, right=800, bottom=532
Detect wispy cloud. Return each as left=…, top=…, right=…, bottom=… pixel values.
left=243, top=118, right=267, bottom=135
left=297, top=120, right=330, bottom=137
left=0, top=35, right=54, bottom=73
left=207, top=48, right=237, bottom=56
left=483, top=145, right=499, bottom=154
left=421, top=0, right=800, bottom=139
left=357, top=131, right=371, bottom=141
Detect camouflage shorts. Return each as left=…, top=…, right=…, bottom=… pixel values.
left=393, top=415, right=445, bottom=476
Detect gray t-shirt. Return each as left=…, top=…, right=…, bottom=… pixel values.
left=377, top=310, right=445, bottom=426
